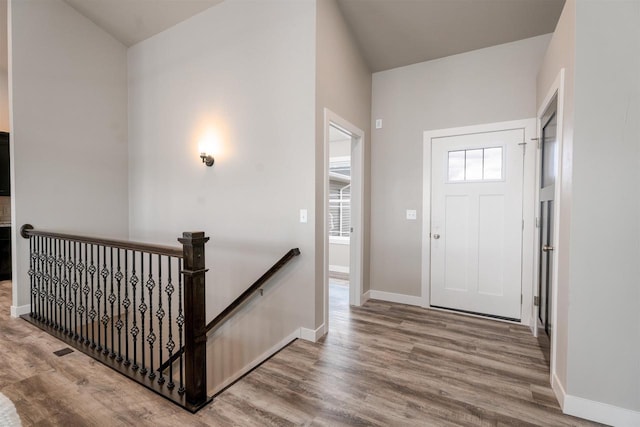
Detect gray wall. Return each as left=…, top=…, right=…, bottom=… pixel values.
left=370, top=35, right=551, bottom=297
left=127, top=0, right=316, bottom=393
left=568, top=0, right=640, bottom=412
left=9, top=0, right=129, bottom=310
left=536, top=0, right=575, bottom=399
left=315, top=0, right=372, bottom=325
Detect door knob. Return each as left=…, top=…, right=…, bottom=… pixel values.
left=542, top=245, right=554, bottom=252
left=433, top=234, right=440, bottom=239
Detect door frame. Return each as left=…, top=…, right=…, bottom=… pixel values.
left=323, top=108, right=365, bottom=330
left=533, top=69, right=565, bottom=392
left=421, top=118, right=537, bottom=327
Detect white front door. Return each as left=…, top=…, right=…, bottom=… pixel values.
left=430, top=129, right=524, bottom=320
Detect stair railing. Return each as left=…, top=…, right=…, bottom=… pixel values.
left=20, top=224, right=301, bottom=412
left=20, top=225, right=211, bottom=412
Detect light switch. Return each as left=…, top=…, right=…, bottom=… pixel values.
left=299, top=209, right=307, bottom=223
left=406, top=209, right=417, bottom=220
left=375, top=119, right=382, bottom=129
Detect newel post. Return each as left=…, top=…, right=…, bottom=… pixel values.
left=179, top=231, right=209, bottom=407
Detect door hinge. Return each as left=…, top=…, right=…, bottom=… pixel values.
left=522, top=219, right=525, bottom=230
left=521, top=294, right=523, bottom=304
left=534, top=296, right=540, bottom=306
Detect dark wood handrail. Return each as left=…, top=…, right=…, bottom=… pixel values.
left=158, top=247, right=301, bottom=373
left=205, top=248, right=300, bottom=334
left=20, top=224, right=183, bottom=257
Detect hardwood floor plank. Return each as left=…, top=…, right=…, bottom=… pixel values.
left=0, top=280, right=601, bottom=426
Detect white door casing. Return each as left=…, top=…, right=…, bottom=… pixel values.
left=422, top=119, right=537, bottom=326
left=323, top=108, right=365, bottom=333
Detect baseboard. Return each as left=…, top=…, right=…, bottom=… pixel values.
left=10, top=304, right=30, bottom=318
left=361, top=290, right=370, bottom=304
left=564, top=394, right=640, bottom=427
left=209, top=328, right=300, bottom=396
left=552, top=372, right=566, bottom=409
left=299, top=323, right=326, bottom=342
left=369, top=290, right=423, bottom=307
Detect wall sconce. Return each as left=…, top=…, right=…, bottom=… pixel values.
left=199, top=152, right=214, bottom=167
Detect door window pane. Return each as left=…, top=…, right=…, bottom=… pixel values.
left=448, top=151, right=465, bottom=181
left=483, top=147, right=502, bottom=180
left=465, top=149, right=483, bottom=180
left=447, top=146, right=503, bottom=182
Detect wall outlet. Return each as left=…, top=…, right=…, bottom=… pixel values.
left=299, top=209, right=307, bottom=223
left=406, top=209, right=417, bottom=220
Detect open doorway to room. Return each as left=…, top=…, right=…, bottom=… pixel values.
left=328, top=125, right=352, bottom=317
left=323, top=109, right=364, bottom=332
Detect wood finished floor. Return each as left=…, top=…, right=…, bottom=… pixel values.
left=0, top=279, right=600, bottom=426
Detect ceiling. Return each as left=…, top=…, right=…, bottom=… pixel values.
left=63, top=0, right=223, bottom=47
left=45, top=0, right=563, bottom=71
left=336, top=0, right=565, bottom=72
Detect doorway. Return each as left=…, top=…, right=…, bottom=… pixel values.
left=538, top=97, right=557, bottom=339
left=323, top=109, right=364, bottom=331
left=430, top=129, right=524, bottom=320
left=422, top=119, right=537, bottom=326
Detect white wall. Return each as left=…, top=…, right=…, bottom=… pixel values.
left=567, top=0, right=640, bottom=414
left=9, top=0, right=129, bottom=311
left=315, top=0, right=372, bottom=326
left=371, top=35, right=551, bottom=297
left=127, top=0, right=316, bottom=393
left=536, top=0, right=575, bottom=403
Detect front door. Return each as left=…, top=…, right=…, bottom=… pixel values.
left=430, top=129, right=524, bottom=320
left=538, top=99, right=557, bottom=337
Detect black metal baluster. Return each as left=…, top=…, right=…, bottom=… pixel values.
left=28, top=236, right=35, bottom=317
left=96, top=246, right=103, bottom=352
left=101, top=246, right=110, bottom=355
left=130, top=251, right=139, bottom=370
left=34, top=237, right=40, bottom=320
left=79, top=243, right=88, bottom=343
left=166, top=257, right=175, bottom=389
left=47, top=238, right=54, bottom=326
left=156, top=254, right=165, bottom=385
left=115, top=248, right=123, bottom=361
left=88, top=244, right=97, bottom=348
left=72, top=241, right=79, bottom=339
left=35, top=237, right=43, bottom=321
left=54, top=239, right=61, bottom=329
left=64, top=240, right=73, bottom=335
left=147, top=253, right=156, bottom=380
left=82, top=243, right=90, bottom=344
left=139, top=254, right=147, bottom=375
left=123, top=250, right=131, bottom=366
left=41, top=237, right=47, bottom=323
left=177, top=257, right=185, bottom=395
left=57, top=239, right=64, bottom=330
left=52, top=239, right=58, bottom=327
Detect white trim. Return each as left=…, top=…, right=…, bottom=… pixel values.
left=369, top=290, right=423, bottom=307
left=323, top=109, right=365, bottom=334
left=564, top=395, right=640, bottom=427
left=535, top=69, right=565, bottom=401
left=422, top=118, right=537, bottom=327
left=361, top=290, right=370, bottom=303
left=328, top=265, right=349, bottom=274
left=552, top=372, right=566, bottom=409
left=10, top=304, right=30, bottom=318
left=299, top=323, right=326, bottom=342
left=209, top=328, right=301, bottom=396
